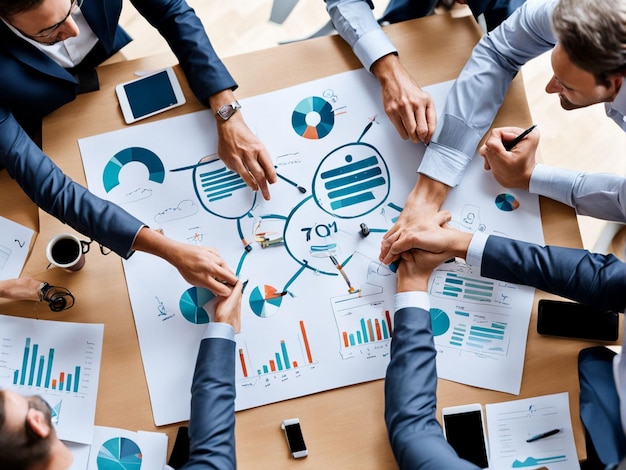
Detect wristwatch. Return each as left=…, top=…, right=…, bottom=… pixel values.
left=216, top=101, right=241, bottom=121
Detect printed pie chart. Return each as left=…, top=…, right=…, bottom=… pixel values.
left=179, top=287, right=215, bottom=324
left=292, top=96, right=334, bottom=139
left=96, top=437, right=142, bottom=470
left=249, top=285, right=284, bottom=318
left=495, top=193, right=520, bottom=211
left=103, top=147, right=165, bottom=192
left=430, top=308, right=451, bottom=336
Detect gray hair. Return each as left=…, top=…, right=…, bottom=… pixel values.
left=552, top=0, right=626, bottom=86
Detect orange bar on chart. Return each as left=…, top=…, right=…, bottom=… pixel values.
left=300, top=320, right=313, bottom=363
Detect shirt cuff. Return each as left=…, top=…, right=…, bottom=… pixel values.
left=203, top=322, right=235, bottom=341
left=466, top=231, right=490, bottom=267
left=394, top=291, right=430, bottom=313
left=418, top=141, right=473, bottom=187
left=354, top=29, right=398, bottom=72
left=529, top=163, right=579, bottom=206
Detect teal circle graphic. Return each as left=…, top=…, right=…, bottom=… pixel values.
left=103, top=147, right=165, bottom=192
left=96, top=437, right=142, bottom=469
left=249, top=285, right=284, bottom=318
left=291, top=96, right=334, bottom=139
left=430, top=308, right=451, bottom=336
left=495, top=193, right=520, bottom=212
left=179, top=287, right=214, bottom=324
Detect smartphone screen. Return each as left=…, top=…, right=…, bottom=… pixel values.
left=537, top=300, right=619, bottom=341
left=123, top=70, right=178, bottom=120
left=443, top=410, right=489, bottom=468
left=285, top=422, right=306, bottom=453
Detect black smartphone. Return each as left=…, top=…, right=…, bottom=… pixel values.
left=537, top=299, right=619, bottom=341
left=441, top=404, right=490, bottom=468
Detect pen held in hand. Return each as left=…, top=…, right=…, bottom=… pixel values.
left=503, top=124, right=537, bottom=151
left=526, top=428, right=561, bottom=443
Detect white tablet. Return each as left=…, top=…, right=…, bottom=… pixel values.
left=115, top=67, right=186, bottom=124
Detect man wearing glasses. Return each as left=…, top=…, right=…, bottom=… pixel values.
left=0, top=0, right=276, bottom=295
left=0, top=281, right=243, bottom=469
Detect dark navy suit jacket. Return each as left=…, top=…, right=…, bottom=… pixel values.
left=385, top=235, right=626, bottom=469
left=0, top=0, right=236, bottom=257
left=182, top=336, right=236, bottom=469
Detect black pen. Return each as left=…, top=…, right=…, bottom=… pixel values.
left=503, top=124, right=537, bottom=151
left=526, top=428, right=561, bottom=443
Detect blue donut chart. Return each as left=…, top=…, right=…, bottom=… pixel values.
left=292, top=96, right=334, bottom=139
left=103, top=147, right=165, bottom=192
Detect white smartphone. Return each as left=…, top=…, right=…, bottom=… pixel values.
left=115, top=67, right=186, bottom=124
left=281, top=418, right=308, bottom=458
left=441, top=403, right=490, bottom=469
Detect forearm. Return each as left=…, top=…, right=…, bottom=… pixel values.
left=130, top=0, right=236, bottom=105
left=0, top=278, right=41, bottom=301
left=531, top=164, right=626, bottom=223
left=482, top=235, right=626, bottom=311
left=0, top=109, right=143, bottom=258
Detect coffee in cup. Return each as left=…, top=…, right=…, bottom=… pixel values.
left=46, top=234, right=88, bottom=271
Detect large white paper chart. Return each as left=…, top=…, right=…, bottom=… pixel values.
left=78, top=69, right=543, bottom=425
left=0, top=315, right=103, bottom=444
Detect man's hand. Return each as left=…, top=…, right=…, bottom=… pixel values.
left=396, top=221, right=473, bottom=293
left=0, top=277, right=43, bottom=301
left=214, top=280, right=243, bottom=333
left=371, top=54, right=436, bottom=144
left=479, top=126, right=540, bottom=190
left=216, top=114, right=277, bottom=201
left=379, top=175, right=451, bottom=264
left=133, top=228, right=237, bottom=297
left=209, top=90, right=277, bottom=201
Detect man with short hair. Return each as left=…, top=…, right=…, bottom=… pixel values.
left=0, top=281, right=242, bottom=469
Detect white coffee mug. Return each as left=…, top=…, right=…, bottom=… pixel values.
left=46, top=234, right=88, bottom=271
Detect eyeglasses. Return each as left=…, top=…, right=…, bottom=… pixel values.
left=18, top=0, right=83, bottom=43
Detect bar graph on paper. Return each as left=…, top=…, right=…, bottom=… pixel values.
left=237, top=320, right=318, bottom=387
left=0, top=315, right=103, bottom=444
left=331, top=291, right=392, bottom=360
left=430, top=270, right=519, bottom=307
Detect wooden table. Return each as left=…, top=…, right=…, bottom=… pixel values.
left=0, top=12, right=609, bottom=468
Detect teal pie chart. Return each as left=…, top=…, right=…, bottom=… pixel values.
left=103, top=147, right=165, bottom=192
left=96, top=437, right=142, bottom=470
left=495, top=193, right=520, bottom=211
left=292, top=96, right=334, bottom=139
left=249, top=285, right=284, bottom=318
left=179, top=287, right=215, bottom=324
left=430, top=308, right=451, bottom=336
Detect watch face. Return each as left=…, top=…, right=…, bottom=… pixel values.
left=217, top=101, right=240, bottom=120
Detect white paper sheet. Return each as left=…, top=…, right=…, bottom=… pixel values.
left=78, top=70, right=544, bottom=425
left=485, top=392, right=578, bottom=469
left=0, top=315, right=103, bottom=444
left=0, top=215, right=35, bottom=280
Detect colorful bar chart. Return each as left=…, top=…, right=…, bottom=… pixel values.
left=12, top=338, right=82, bottom=393
left=252, top=320, right=314, bottom=376
left=340, top=310, right=392, bottom=347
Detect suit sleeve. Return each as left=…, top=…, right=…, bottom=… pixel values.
left=385, top=307, right=480, bottom=469
left=183, top=337, right=236, bottom=470
left=0, top=107, right=144, bottom=258
left=482, top=235, right=626, bottom=312
left=129, top=0, right=237, bottom=105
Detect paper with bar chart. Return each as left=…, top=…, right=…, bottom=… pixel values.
left=78, top=69, right=544, bottom=424
left=0, top=315, right=103, bottom=444
left=485, top=392, right=578, bottom=469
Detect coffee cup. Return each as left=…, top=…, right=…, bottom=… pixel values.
left=46, top=234, right=89, bottom=271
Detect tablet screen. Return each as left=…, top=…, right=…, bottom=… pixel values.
left=123, top=70, right=178, bottom=119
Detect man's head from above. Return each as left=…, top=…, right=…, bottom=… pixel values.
left=548, top=0, right=626, bottom=110
left=0, top=0, right=81, bottom=45
left=0, top=389, right=72, bottom=470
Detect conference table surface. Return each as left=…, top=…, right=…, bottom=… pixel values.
left=0, top=12, right=614, bottom=468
